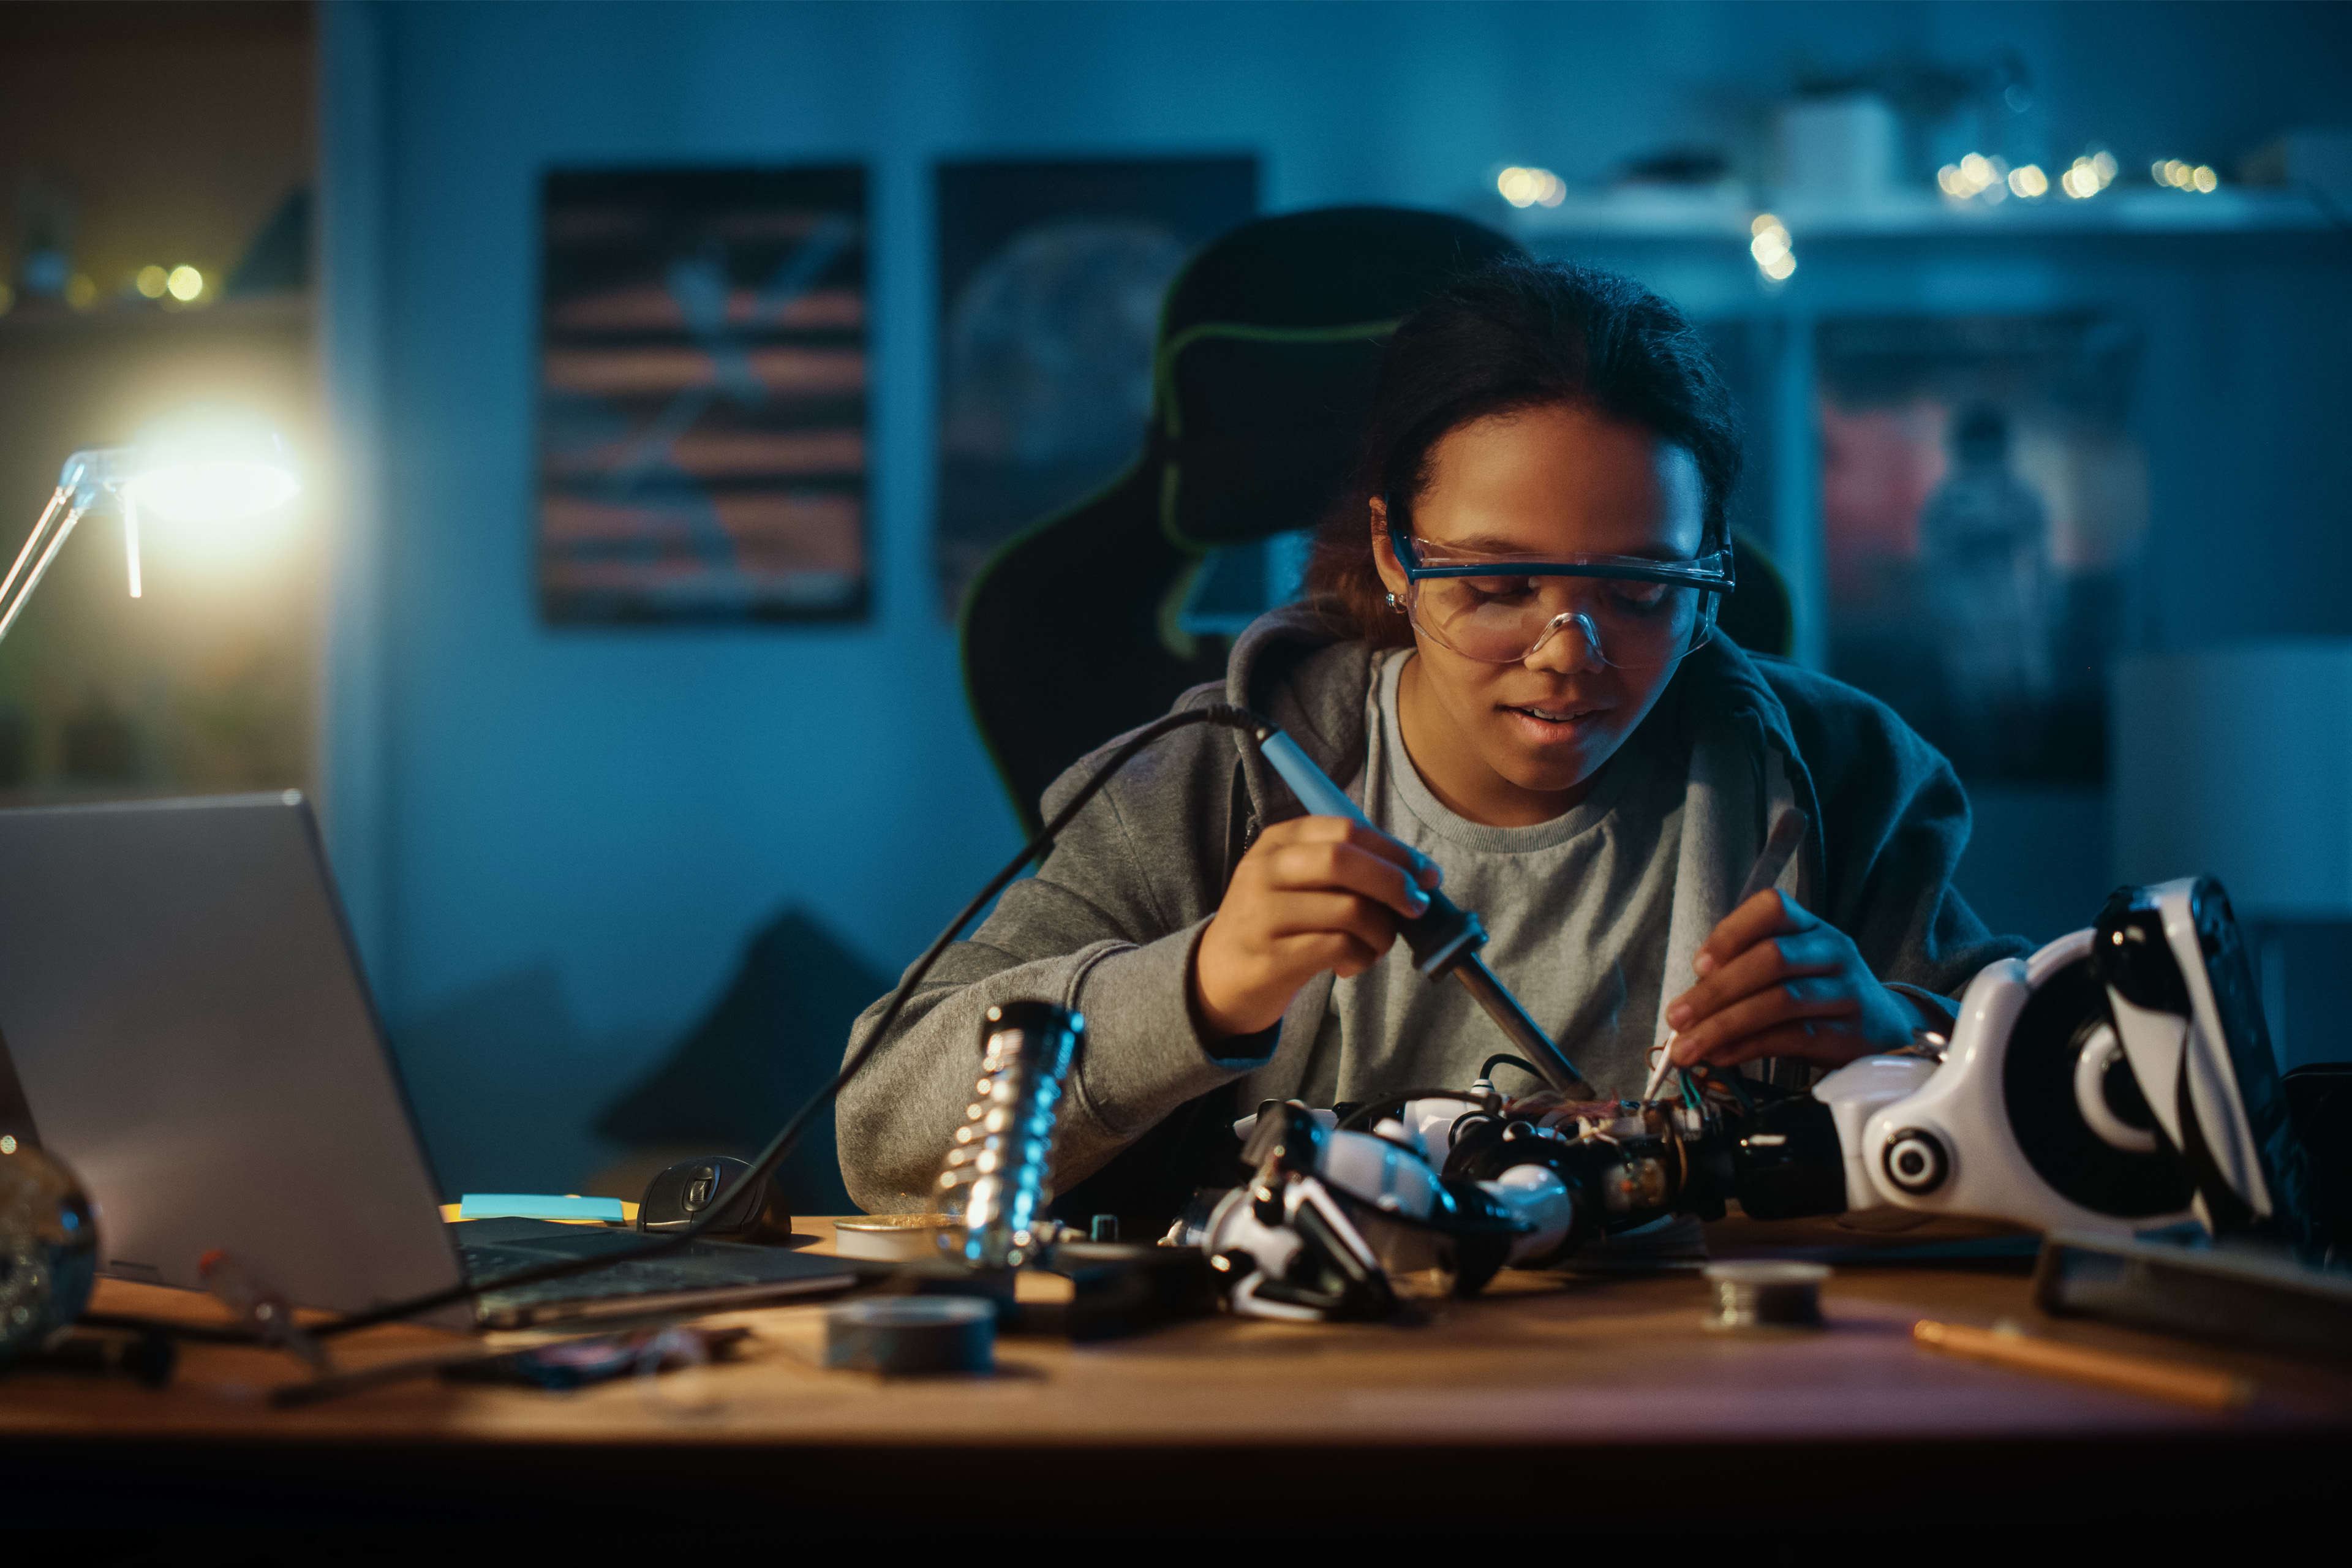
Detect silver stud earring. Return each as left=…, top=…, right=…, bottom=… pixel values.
left=1385, top=592, right=1400, bottom=609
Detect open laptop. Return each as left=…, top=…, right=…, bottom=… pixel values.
left=0, top=792, right=853, bottom=1330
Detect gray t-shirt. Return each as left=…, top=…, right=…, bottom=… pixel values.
left=1298, top=649, right=1686, bottom=1105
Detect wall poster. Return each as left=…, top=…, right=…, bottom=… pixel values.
left=1817, top=314, right=2146, bottom=782
left=538, top=167, right=868, bottom=622
left=933, top=156, right=1257, bottom=617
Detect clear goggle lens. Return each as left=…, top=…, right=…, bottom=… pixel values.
left=1400, top=549, right=1729, bottom=670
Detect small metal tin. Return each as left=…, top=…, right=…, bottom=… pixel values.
left=832, top=1214, right=955, bottom=1262
left=823, top=1297, right=995, bottom=1374
left=1701, top=1261, right=1830, bottom=1333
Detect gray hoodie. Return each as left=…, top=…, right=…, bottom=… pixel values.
left=837, top=603, right=2029, bottom=1219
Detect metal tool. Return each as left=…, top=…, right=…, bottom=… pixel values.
left=1643, top=806, right=1811, bottom=1103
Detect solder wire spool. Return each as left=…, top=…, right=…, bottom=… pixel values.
left=824, top=1297, right=995, bottom=1375
left=1701, top=1261, right=1830, bottom=1332
left=933, top=1001, right=1083, bottom=1270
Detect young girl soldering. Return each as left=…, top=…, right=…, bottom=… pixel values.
left=839, top=258, right=2027, bottom=1225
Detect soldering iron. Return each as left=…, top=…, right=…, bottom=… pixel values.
left=1250, top=722, right=1594, bottom=1098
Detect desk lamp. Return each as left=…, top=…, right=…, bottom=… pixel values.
left=2, top=408, right=301, bottom=646
left=0, top=408, right=299, bottom=1363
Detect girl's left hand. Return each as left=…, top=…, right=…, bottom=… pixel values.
left=1662, top=890, right=1923, bottom=1071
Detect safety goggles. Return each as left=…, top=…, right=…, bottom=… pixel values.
left=1386, top=515, right=1735, bottom=671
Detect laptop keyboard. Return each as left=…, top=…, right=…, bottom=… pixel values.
left=454, top=1219, right=850, bottom=1309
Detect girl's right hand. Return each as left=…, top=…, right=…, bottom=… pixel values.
left=1188, top=816, right=1442, bottom=1041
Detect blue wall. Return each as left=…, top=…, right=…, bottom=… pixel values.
left=318, top=1, right=2352, bottom=1195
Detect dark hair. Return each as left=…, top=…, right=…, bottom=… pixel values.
left=1306, top=257, right=1743, bottom=646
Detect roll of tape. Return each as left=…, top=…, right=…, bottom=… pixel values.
left=824, top=1297, right=995, bottom=1374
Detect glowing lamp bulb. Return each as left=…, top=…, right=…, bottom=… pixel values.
left=124, top=461, right=300, bottom=524
left=121, top=410, right=300, bottom=524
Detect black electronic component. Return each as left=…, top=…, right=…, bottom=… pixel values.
left=1727, top=1093, right=1847, bottom=1220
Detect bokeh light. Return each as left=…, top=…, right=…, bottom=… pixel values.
left=2153, top=159, right=2220, bottom=193
left=2059, top=150, right=2118, bottom=200
left=165, top=265, right=205, bottom=302
left=1496, top=166, right=1567, bottom=209
left=2007, top=164, right=2049, bottom=198
left=1939, top=153, right=2019, bottom=203
left=1749, top=214, right=1795, bottom=282
left=64, top=274, right=97, bottom=310
left=135, top=265, right=169, bottom=299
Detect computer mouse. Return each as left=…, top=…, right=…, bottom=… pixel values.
left=638, top=1156, right=796, bottom=1245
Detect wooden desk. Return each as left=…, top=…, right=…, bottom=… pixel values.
left=4, top=1216, right=2345, bottom=1527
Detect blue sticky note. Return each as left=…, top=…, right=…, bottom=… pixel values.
left=458, top=1193, right=626, bottom=1223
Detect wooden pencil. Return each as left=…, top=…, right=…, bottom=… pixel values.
left=1913, top=1318, right=2253, bottom=1410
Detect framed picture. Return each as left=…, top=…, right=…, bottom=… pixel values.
left=933, top=156, right=1257, bottom=617
left=538, top=167, right=868, bottom=623
left=1817, top=313, right=2147, bottom=782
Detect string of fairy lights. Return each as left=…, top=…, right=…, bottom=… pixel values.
left=1495, top=140, right=2234, bottom=291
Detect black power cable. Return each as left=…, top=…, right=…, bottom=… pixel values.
left=315, top=703, right=1270, bottom=1337
left=1479, top=1053, right=1545, bottom=1087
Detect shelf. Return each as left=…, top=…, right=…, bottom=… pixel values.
left=1504, top=187, right=2343, bottom=243
left=0, top=292, right=311, bottom=340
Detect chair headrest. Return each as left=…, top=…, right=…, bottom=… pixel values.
left=1151, top=206, right=1521, bottom=548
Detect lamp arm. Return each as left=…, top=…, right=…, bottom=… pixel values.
left=0, top=497, right=91, bottom=649
left=122, top=492, right=141, bottom=600
left=0, top=448, right=146, bottom=651
left=0, top=486, right=69, bottom=615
